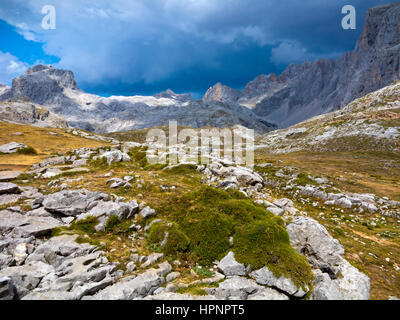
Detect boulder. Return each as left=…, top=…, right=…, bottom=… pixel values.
left=140, top=206, right=156, bottom=219
left=0, top=171, right=22, bottom=182
left=311, top=262, right=370, bottom=300
left=31, top=156, right=67, bottom=169
left=217, top=251, right=246, bottom=276
left=100, top=151, right=131, bottom=165
left=0, top=210, right=62, bottom=237
left=141, top=253, right=164, bottom=268
left=42, top=189, right=109, bottom=216
left=286, top=217, right=344, bottom=276
left=250, top=266, right=308, bottom=298
left=85, top=199, right=139, bottom=221
left=214, top=276, right=262, bottom=300
left=310, top=270, right=344, bottom=300
left=84, top=262, right=171, bottom=300
left=166, top=272, right=181, bottom=283
left=217, top=166, right=263, bottom=186
left=0, top=261, right=54, bottom=298
left=26, top=235, right=96, bottom=268
left=0, top=182, right=20, bottom=195
left=0, top=142, right=27, bottom=154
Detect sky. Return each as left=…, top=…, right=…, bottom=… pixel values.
left=0, top=0, right=388, bottom=97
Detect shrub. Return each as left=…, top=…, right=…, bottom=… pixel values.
left=16, top=146, right=38, bottom=155
left=69, top=215, right=98, bottom=234
left=105, top=215, right=120, bottom=232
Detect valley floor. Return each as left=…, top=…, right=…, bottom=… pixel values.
left=0, top=123, right=399, bottom=300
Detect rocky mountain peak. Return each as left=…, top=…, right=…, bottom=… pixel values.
left=236, top=2, right=400, bottom=127
left=202, top=82, right=241, bottom=103
left=154, top=89, right=192, bottom=102
left=0, top=64, right=78, bottom=106
left=355, top=2, right=400, bottom=53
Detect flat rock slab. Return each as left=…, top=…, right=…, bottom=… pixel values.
left=0, top=183, right=20, bottom=195
left=0, top=171, right=22, bottom=182
left=0, top=194, right=22, bottom=206
left=0, top=210, right=62, bottom=237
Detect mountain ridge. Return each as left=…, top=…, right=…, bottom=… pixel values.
left=205, top=2, right=400, bottom=128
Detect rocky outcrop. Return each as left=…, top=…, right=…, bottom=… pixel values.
left=217, top=251, right=246, bottom=277
left=287, top=217, right=370, bottom=300
left=203, top=83, right=241, bottom=104
left=0, top=100, right=67, bottom=128
left=250, top=267, right=308, bottom=298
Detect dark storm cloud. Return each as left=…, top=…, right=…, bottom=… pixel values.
left=0, top=0, right=388, bottom=95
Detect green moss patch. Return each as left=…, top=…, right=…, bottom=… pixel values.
left=16, top=146, right=38, bottom=155
left=147, top=222, right=190, bottom=255
left=153, top=186, right=313, bottom=288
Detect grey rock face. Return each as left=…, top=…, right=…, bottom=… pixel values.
left=217, top=251, right=246, bottom=277
left=311, top=262, right=370, bottom=301
left=286, top=217, right=370, bottom=300
left=25, top=235, right=97, bottom=268
left=0, top=100, right=67, bottom=128
left=286, top=217, right=344, bottom=275
left=0, top=171, right=22, bottom=182
left=203, top=83, right=241, bottom=104
left=87, top=200, right=139, bottom=220
left=311, top=270, right=344, bottom=300
left=0, top=261, right=54, bottom=298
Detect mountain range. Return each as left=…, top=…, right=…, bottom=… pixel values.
left=0, top=3, right=399, bottom=134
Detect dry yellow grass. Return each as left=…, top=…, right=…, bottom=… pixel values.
left=255, top=150, right=400, bottom=201
left=0, top=121, right=110, bottom=171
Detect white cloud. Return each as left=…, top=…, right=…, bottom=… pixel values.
left=270, top=41, right=310, bottom=65
left=0, top=51, right=28, bottom=85
left=270, top=40, right=344, bottom=65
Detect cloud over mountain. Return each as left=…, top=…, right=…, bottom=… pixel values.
left=0, top=0, right=386, bottom=95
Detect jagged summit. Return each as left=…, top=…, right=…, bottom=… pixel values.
left=203, top=82, right=241, bottom=103
left=221, top=2, right=400, bottom=127
left=154, top=89, right=192, bottom=102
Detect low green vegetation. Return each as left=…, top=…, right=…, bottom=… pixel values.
left=148, top=222, right=190, bottom=255
left=296, top=173, right=316, bottom=186
left=16, top=146, right=38, bottom=155
left=151, top=186, right=313, bottom=288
